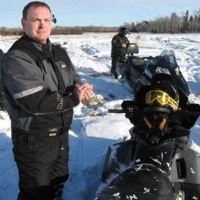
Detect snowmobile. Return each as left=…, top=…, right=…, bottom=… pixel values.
left=116, top=43, right=190, bottom=97
left=95, top=72, right=200, bottom=199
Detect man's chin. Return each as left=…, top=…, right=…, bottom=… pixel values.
left=36, top=35, right=49, bottom=44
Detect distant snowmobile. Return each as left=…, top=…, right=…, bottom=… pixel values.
left=95, top=71, right=200, bottom=199
left=115, top=43, right=190, bottom=97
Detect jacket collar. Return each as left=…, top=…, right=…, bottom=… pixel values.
left=23, top=33, right=52, bottom=51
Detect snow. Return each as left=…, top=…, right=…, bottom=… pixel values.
left=0, top=32, right=200, bottom=200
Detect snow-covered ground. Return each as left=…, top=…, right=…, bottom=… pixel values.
left=0, top=33, right=200, bottom=200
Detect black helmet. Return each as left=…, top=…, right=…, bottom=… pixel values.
left=146, top=73, right=179, bottom=112
left=142, top=74, right=180, bottom=143
left=118, top=27, right=130, bottom=35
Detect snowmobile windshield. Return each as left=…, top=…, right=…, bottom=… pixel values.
left=145, top=90, right=178, bottom=111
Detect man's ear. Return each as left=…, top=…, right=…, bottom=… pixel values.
left=21, top=18, right=25, bottom=29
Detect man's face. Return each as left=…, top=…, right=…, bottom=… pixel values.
left=21, top=6, right=52, bottom=44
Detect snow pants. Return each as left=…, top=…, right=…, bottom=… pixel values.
left=12, top=128, right=69, bottom=200
left=111, top=55, right=120, bottom=76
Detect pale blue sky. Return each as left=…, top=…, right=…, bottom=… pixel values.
left=0, top=0, right=199, bottom=28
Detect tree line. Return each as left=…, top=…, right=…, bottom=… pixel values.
left=125, top=9, right=200, bottom=33
left=0, top=9, right=200, bottom=35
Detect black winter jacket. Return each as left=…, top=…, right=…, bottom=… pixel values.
left=111, top=34, right=129, bottom=57
left=1, top=35, right=81, bottom=135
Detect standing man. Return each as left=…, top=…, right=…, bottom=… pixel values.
left=111, top=27, right=130, bottom=78
left=1, top=1, right=93, bottom=200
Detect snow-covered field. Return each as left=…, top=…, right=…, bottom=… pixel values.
left=0, top=33, right=200, bottom=200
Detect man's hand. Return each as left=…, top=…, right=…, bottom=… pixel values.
left=74, top=82, right=94, bottom=102
left=121, top=43, right=127, bottom=48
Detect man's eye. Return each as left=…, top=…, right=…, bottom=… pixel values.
left=32, top=19, right=40, bottom=23
left=45, top=19, right=51, bottom=22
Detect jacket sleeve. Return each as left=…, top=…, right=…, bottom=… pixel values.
left=125, top=36, right=130, bottom=45
left=2, top=50, right=80, bottom=115
left=112, top=35, right=121, bottom=49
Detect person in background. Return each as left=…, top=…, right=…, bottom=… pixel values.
left=1, top=1, right=94, bottom=200
left=111, top=27, right=130, bottom=78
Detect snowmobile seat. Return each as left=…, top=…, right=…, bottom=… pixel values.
left=131, top=57, right=146, bottom=71
left=126, top=57, right=146, bottom=81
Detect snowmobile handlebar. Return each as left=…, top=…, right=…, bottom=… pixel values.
left=108, top=109, right=126, bottom=113
left=180, top=109, right=200, bottom=116
left=108, top=108, right=200, bottom=116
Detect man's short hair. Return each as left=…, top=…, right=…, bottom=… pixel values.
left=22, top=1, right=52, bottom=20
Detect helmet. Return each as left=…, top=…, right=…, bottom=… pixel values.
left=127, top=43, right=139, bottom=54
left=147, top=73, right=179, bottom=112
left=118, top=27, right=130, bottom=35
left=142, top=74, right=180, bottom=143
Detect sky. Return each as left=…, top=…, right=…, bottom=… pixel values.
left=1, top=32, right=200, bottom=199
left=0, top=0, right=200, bottom=28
